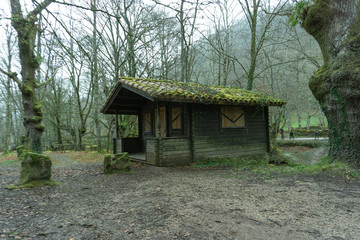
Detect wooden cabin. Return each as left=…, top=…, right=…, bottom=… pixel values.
left=101, top=77, right=285, bottom=166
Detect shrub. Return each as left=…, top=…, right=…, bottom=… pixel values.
left=277, top=140, right=329, bottom=148
left=291, top=128, right=328, bottom=138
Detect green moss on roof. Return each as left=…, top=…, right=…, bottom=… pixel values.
left=119, top=77, right=286, bottom=106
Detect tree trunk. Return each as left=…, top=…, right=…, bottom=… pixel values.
left=4, top=31, right=13, bottom=153
left=8, top=0, right=55, bottom=153
left=4, top=77, right=11, bottom=153
left=179, top=0, right=186, bottom=82
left=306, top=114, right=311, bottom=130
left=91, top=0, right=102, bottom=152
left=12, top=18, right=43, bottom=152
left=301, top=0, right=360, bottom=165
left=55, top=113, right=63, bottom=145
left=296, top=109, right=302, bottom=129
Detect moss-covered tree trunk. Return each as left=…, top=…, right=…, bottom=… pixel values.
left=6, top=0, right=56, bottom=186
left=10, top=0, right=50, bottom=153
left=301, top=0, right=360, bottom=166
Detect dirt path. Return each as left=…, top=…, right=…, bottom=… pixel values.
left=1, top=155, right=359, bottom=239
left=283, top=147, right=329, bottom=165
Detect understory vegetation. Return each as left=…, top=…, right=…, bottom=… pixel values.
left=1, top=141, right=359, bottom=181
left=0, top=151, right=105, bottom=168
left=191, top=144, right=360, bottom=180
left=276, top=139, right=328, bottom=148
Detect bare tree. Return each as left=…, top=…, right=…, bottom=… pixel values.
left=91, top=0, right=102, bottom=151
left=238, top=0, right=288, bottom=90
left=0, top=0, right=56, bottom=153
left=0, top=24, right=16, bottom=153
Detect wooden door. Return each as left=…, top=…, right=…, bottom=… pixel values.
left=155, top=107, right=167, bottom=137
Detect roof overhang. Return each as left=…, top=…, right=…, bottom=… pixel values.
left=101, top=78, right=286, bottom=115
left=101, top=82, right=154, bottom=115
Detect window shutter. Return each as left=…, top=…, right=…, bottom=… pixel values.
left=144, top=112, right=151, bottom=132
left=221, top=106, right=245, bottom=128
left=171, top=107, right=182, bottom=129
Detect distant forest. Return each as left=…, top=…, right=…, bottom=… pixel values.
left=0, top=0, right=325, bottom=152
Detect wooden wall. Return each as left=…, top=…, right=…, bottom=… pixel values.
left=145, top=139, right=159, bottom=165
left=192, top=104, right=268, bottom=161
left=144, top=103, right=269, bottom=166
left=159, top=138, right=191, bottom=166
left=145, top=137, right=191, bottom=166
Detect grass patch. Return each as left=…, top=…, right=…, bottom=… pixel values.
left=66, top=151, right=105, bottom=164
left=191, top=155, right=269, bottom=169
left=286, top=112, right=327, bottom=129
left=0, top=152, right=20, bottom=167
left=252, top=156, right=360, bottom=180
left=192, top=153, right=360, bottom=181
left=45, top=151, right=106, bottom=165
left=277, top=140, right=329, bottom=148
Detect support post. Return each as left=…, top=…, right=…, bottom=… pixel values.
left=115, top=114, right=119, bottom=138
left=157, top=102, right=161, bottom=138
left=156, top=102, right=162, bottom=165
left=264, top=107, right=270, bottom=153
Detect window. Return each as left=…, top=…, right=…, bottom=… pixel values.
left=171, top=107, right=182, bottom=130
left=220, top=106, right=245, bottom=128
left=144, top=112, right=152, bottom=133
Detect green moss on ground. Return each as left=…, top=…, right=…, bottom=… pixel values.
left=191, top=154, right=269, bottom=169
left=277, top=140, right=329, bottom=148
left=6, top=179, right=60, bottom=190
left=191, top=151, right=360, bottom=181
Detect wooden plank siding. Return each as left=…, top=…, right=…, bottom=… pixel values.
left=144, top=103, right=269, bottom=166
left=159, top=138, right=191, bottom=166
left=145, top=137, right=191, bottom=166
left=145, top=139, right=159, bottom=165
left=191, top=104, right=268, bottom=161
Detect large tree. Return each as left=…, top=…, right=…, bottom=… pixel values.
left=296, top=0, right=360, bottom=165
left=0, top=0, right=55, bottom=153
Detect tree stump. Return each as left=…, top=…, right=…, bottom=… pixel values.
left=104, top=153, right=130, bottom=174
left=19, top=152, right=52, bottom=185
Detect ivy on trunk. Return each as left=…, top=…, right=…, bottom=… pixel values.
left=300, top=0, right=360, bottom=166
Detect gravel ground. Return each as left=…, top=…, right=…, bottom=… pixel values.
left=1, top=156, right=360, bottom=240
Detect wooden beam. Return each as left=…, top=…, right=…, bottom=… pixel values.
left=157, top=102, right=161, bottom=138
left=105, top=109, right=140, bottom=115
left=115, top=114, right=119, bottom=138
left=101, top=82, right=122, bottom=113
left=122, top=85, right=154, bottom=102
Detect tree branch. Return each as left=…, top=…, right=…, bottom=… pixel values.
left=52, top=0, right=120, bottom=19
left=35, top=68, right=59, bottom=88
left=28, top=0, right=56, bottom=19
left=10, top=0, right=24, bottom=30
left=0, top=67, right=21, bottom=86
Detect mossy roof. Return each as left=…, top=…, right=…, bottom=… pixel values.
left=101, top=77, right=285, bottom=113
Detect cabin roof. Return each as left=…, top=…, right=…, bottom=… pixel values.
left=101, top=77, right=286, bottom=114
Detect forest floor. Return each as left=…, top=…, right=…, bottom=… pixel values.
left=0, top=148, right=360, bottom=240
